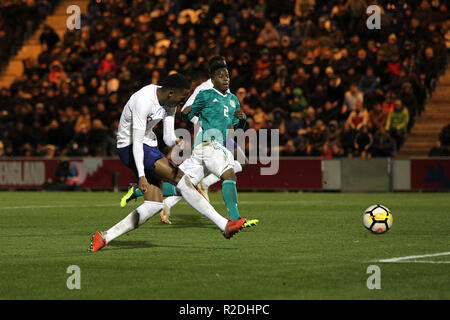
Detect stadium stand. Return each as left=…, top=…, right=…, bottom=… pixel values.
left=0, top=0, right=448, bottom=159
left=0, top=0, right=60, bottom=74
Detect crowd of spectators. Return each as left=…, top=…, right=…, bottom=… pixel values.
left=0, top=0, right=449, bottom=159
left=0, top=0, right=60, bottom=72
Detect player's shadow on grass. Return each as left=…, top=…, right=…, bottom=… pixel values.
left=107, top=240, right=157, bottom=250
left=154, top=213, right=217, bottom=230
left=108, top=240, right=238, bottom=251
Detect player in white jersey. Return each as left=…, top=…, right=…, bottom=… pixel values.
left=89, top=74, right=246, bottom=252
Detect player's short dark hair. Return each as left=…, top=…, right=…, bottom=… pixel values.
left=209, top=64, right=228, bottom=79
left=209, top=56, right=227, bottom=78
left=209, top=64, right=227, bottom=79
left=161, top=73, right=190, bottom=91
left=208, top=56, right=226, bottom=69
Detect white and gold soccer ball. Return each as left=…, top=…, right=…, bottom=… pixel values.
left=363, top=205, right=393, bottom=234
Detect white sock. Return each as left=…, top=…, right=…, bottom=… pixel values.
left=202, top=174, right=220, bottom=188
left=104, top=201, right=163, bottom=244
left=164, top=195, right=182, bottom=209
left=176, top=175, right=228, bottom=231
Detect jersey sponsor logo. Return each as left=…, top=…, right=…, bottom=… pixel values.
left=213, top=98, right=219, bottom=103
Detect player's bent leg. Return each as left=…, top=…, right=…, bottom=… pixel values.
left=90, top=200, right=163, bottom=252
left=90, top=183, right=163, bottom=252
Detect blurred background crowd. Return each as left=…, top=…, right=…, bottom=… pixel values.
left=0, top=1, right=59, bottom=72
left=0, top=0, right=449, bottom=159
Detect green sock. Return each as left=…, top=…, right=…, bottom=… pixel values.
left=135, top=183, right=178, bottom=197
left=162, top=182, right=179, bottom=197
left=222, top=179, right=241, bottom=220
left=135, top=188, right=143, bottom=197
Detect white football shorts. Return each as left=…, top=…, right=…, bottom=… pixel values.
left=179, top=141, right=234, bottom=186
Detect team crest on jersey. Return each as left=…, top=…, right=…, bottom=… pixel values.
left=147, top=116, right=152, bottom=122
left=230, top=100, right=236, bottom=109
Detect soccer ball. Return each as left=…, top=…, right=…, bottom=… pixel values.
left=363, top=205, right=393, bottom=234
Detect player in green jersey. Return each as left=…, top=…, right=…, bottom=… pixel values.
left=177, top=62, right=257, bottom=227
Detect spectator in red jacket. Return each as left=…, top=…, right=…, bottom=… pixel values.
left=97, top=52, right=117, bottom=77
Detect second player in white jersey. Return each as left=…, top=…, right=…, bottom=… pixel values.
left=117, top=84, right=179, bottom=178
left=117, top=84, right=177, bottom=148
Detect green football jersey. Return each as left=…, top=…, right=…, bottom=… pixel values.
left=185, top=88, right=247, bottom=147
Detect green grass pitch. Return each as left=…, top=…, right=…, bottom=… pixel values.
left=0, top=191, right=449, bottom=299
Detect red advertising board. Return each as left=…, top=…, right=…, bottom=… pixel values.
left=211, top=158, right=323, bottom=190
left=0, top=157, right=323, bottom=191
left=411, top=159, right=450, bottom=190
left=0, top=158, right=135, bottom=190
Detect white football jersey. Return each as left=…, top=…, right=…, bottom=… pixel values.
left=182, top=79, right=214, bottom=111
left=117, top=84, right=170, bottom=148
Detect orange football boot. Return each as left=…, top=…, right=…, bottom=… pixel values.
left=223, top=218, right=246, bottom=239
left=89, top=231, right=106, bottom=252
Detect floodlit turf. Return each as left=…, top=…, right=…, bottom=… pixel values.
left=0, top=191, right=449, bottom=300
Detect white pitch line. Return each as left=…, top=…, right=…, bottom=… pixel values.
left=382, top=260, right=450, bottom=264
left=376, top=252, right=450, bottom=263
left=0, top=203, right=119, bottom=210
left=0, top=200, right=320, bottom=210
